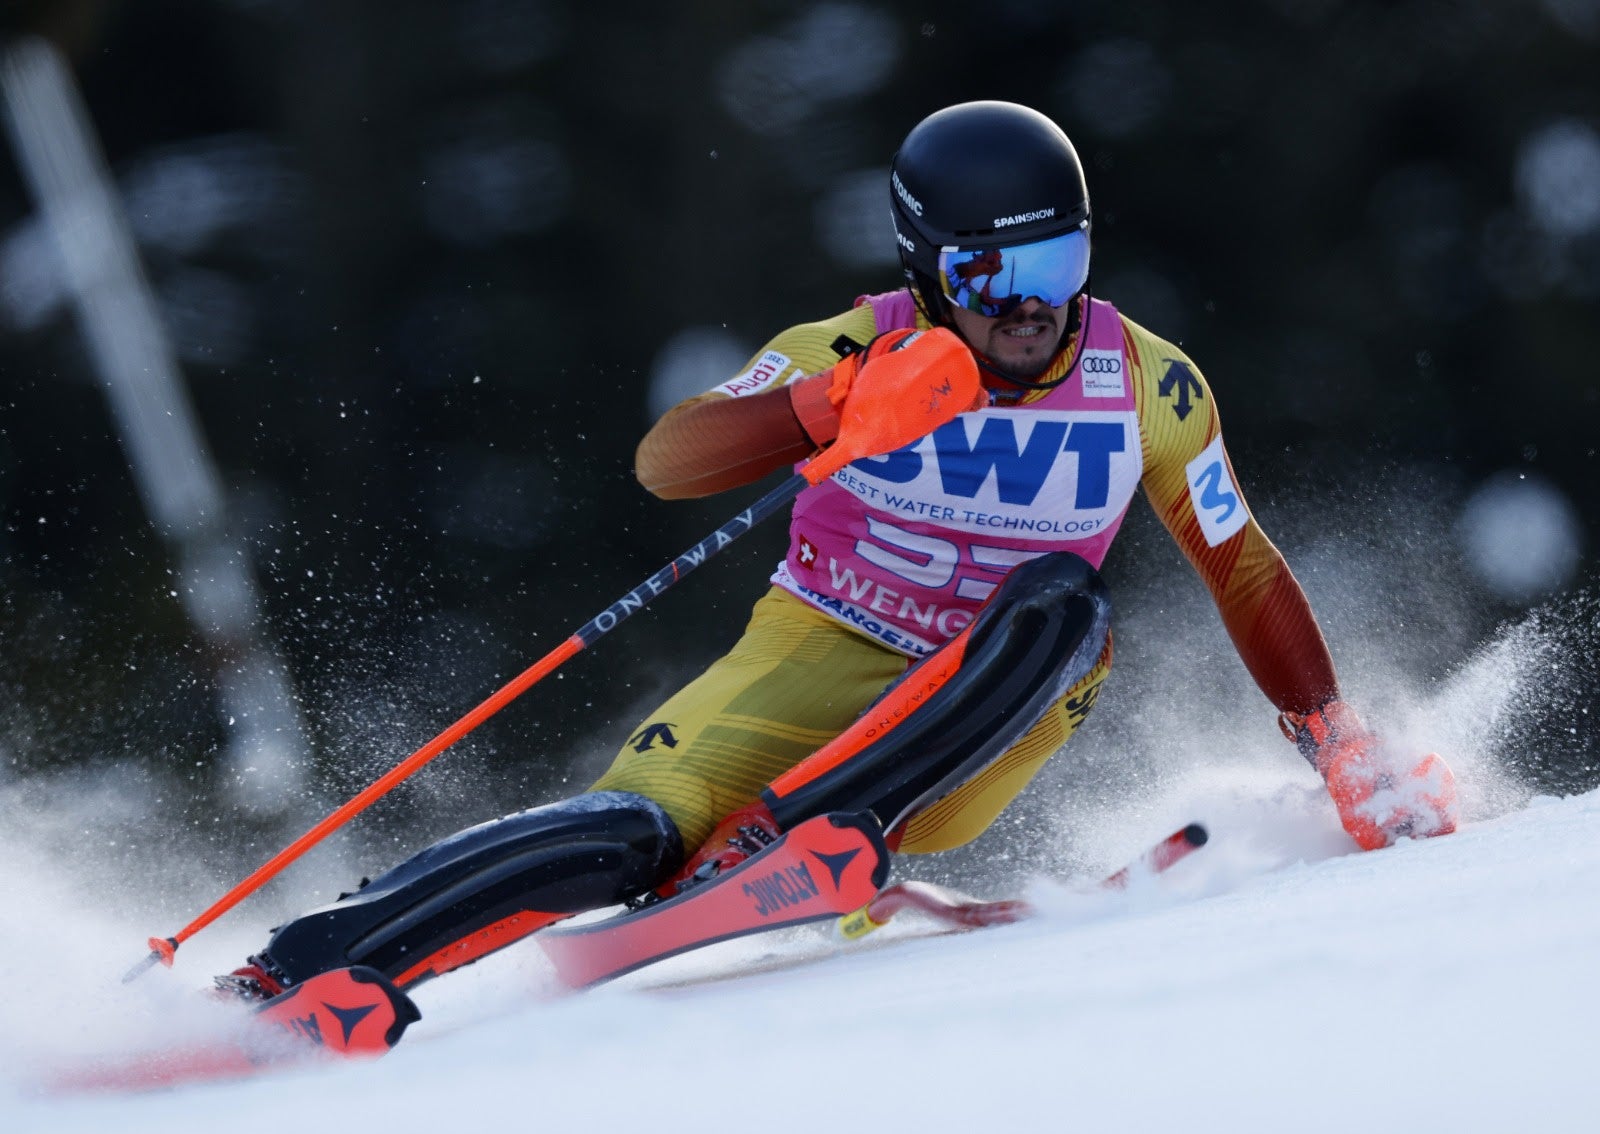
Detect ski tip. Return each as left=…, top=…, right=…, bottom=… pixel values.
left=1182, top=823, right=1209, bottom=847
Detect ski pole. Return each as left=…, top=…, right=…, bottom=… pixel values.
left=125, top=472, right=808, bottom=981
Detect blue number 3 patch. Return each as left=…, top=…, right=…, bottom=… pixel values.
left=1184, top=436, right=1249, bottom=547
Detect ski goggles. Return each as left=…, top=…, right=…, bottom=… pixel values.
left=936, top=226, right=1091, bottom=317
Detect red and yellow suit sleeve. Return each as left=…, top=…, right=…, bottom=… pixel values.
left=1125, top=316, right=1339, bottom=716
left=636, top=305, right=884, bottom=499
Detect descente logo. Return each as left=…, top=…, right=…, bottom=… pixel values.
left=994, top=207, right=1057, bottom=228
left=893, top=171, right=924, bottom=217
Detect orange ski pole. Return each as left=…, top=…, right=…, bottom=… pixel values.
left=124, top=472, right=807, bottom=981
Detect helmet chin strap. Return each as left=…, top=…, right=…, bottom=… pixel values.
left=968, top=287, right=1091, bottom=394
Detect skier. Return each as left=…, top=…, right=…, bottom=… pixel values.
left=221, top=101, right=1459, bottom=1001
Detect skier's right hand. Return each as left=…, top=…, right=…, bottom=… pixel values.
left=790, top=327, right=985, bottom=485
left=1283, top=700, right=1459, bottom=850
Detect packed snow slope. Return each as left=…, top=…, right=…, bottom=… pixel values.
left=6, top=778, right=1599, bottom=1133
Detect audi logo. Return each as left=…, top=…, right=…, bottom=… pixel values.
left=1082, top=356, right=1122, bottom=374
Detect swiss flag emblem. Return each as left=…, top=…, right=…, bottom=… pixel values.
left=797, top=536, right=819, bottom=570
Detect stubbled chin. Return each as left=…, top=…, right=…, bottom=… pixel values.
left=987, top=329, right=1061, bottom=379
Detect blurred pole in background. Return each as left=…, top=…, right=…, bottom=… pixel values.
left=0, top=35, right=308, bottom=810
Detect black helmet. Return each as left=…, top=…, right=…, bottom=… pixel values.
left=890, top=101, right=1091, bottom=333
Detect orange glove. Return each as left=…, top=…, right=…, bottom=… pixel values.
left=1281, top=700, right=1459, bottom=851
left=790, top=327, right=986, bottom=485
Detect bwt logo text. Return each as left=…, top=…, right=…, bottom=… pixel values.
left=854, top=417, right=1127, bottom=510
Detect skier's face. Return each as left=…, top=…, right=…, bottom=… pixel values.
left=946, top=296, right=1071, bottom=380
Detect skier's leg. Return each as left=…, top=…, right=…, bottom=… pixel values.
left=243, top=790, right=682, bottom=993
left=657, top=551, right=1111, bottom=887
left=588, top=588, right=907, bottom=851
left=892, top=634, right=1111, bottom=852
left=758, top=551, right=1112, bottom=835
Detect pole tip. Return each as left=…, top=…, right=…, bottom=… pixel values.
left=122, top=936, right=178, bottom=984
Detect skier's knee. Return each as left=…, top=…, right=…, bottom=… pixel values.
left=969, top=551, right=1111, bottom=663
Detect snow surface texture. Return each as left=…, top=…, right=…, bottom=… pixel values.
left=4, top=579, right=1596, bottom=1129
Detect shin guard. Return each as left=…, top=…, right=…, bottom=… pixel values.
left=764, top=552, right=1111, bottom=833
left=256, top=790, right=682, bottom=988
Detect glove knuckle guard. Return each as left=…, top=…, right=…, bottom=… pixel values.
left=804, top=328, right=983, bottom=485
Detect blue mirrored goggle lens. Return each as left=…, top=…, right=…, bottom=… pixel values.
left=936, top=228, right=1091, bottom=317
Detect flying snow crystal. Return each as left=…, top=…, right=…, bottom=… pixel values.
left=646, top=326, right=753, bottom=419
left=1456, top=471, right=1584, bottom=603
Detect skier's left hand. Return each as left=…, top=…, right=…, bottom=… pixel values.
left=1282, top=700, right=1459, bottom=850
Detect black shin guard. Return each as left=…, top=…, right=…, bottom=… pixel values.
left=765, top=552, right=1111, bottom=833
left=257, top=791, right=682, bottom=987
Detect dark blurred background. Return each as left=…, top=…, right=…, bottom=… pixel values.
left=1, top=1, right=1596, bottom=880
